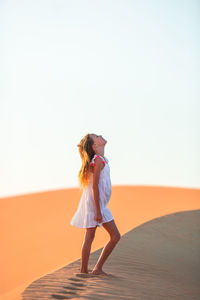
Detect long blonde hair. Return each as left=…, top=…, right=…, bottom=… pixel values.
left=77, top=133, right=95, bottom=190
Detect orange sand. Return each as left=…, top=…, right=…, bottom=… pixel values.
left=0, top=185, right=199, bottom=300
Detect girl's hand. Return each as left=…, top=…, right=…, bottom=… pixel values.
left=95, top=211, right=103, bottom=223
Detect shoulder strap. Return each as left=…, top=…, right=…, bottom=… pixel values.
left=91, top=154, right=106, bottom=166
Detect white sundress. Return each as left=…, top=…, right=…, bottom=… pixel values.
left=70, top=154, right=114, bottom=228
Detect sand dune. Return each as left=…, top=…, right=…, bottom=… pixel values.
left=0, top=186, right=199, bottom=300
left=22, top=210, right=200, bottom=299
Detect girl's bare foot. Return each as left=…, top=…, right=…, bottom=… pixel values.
left=91, top=269, right=108, bottom=275
left=80, top=268, right=92, bottom=274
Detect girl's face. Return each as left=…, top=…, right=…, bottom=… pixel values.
left=90, top=134, right=107, bottom=147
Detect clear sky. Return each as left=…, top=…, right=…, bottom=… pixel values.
left=0, top=0, right=199, bottom=197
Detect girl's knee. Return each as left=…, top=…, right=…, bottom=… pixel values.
left=85, top=231, right=96, bottom=242
left=111, top=232, right=121, bottom=243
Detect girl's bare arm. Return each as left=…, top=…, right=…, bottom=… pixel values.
left=92, top=157, right=103, bottom=214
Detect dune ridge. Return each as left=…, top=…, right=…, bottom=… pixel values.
left=22, top=210, right=200, bottom=299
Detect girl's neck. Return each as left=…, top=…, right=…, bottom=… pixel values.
left=95, top=150, right=105, bottom=158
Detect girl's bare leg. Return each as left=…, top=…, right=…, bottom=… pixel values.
left=91, top=219, right=121, bottom=275
left=80, top=226, right=97, bottom=273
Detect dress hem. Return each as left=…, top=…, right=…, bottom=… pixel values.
left=70, top=218, right=114, bottom=229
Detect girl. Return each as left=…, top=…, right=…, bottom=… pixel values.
left=70, top=133, right=121, bottom=275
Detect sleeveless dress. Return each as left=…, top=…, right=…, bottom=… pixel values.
left=70, top=154, right=114, bottom=228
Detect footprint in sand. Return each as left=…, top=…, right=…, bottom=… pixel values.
left=51, top=287, right=79, bottom=299
left=63, top=285, right=84, bottom=291
left=51, top=271, right=117, bottom=300
left=51, top=276, right=86, bottom=299
left=68, top=276, right=86, bottom=282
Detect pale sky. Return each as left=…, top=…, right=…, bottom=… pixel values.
left=0, top=0, right=199, bottom=197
